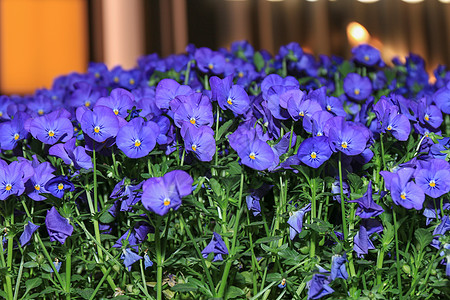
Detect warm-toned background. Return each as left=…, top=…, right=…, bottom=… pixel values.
left=1, top=0, right=450, bottom=95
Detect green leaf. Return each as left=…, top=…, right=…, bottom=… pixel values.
left=76, top=288, right=94, bottom=299
left=23, top=261, right=39, bottom=268
left=266, top=273, right=282, bottom=282
left=225, top=286, right=245, bottom=299
left=338, top=61, right=355, bottom=77
left=255, top=236, right=282, bottom=244
left=98, top=211, right=115, bottom=224
left=171, top=282, right=198, bottom=293
left=253, top=52, right=265, bottom=72
left=216, top=119, right=233, bottom=141
left=381, top=221, right=394, bottom=251
left=25, top=278, right=42, bottom=292
left=415, top=228, right=433, bottom=251
left=209, top=178, right=223, bottom=197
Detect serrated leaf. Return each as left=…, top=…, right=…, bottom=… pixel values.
left=415, top=228, right=433, bottom=251
left=266, top=273, right=282, bottom=282
left=209, top=178, right=223, bottom=197
left=171, top=282, right=198, bottom=292
left=25, top=278, right=42, bottom=292
left=98, top=211, right=115, bottom=224
left=225, top=286, right=245, bottom=299
left=76, top=288, right=94, bottom=299
left=216, top=119, right=233, bottom=141
left=255, top=236, right=282, bottom=244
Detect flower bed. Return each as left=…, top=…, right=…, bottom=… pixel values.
left=1, top=41, right=450, bottom=299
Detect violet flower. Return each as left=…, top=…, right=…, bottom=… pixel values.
left=141, top=170, right=193, bottom=216
left=95, top=88, right=135, bottom=118
left=201, top=232, right=229, bottom=261
left=182, top=123, right=216, bottom=162
left=121, top=248, right=143, bottom=271
left=116, top=118, right=160, bottom=159
left=297, top=136, right=332, bottom=168
left=348, top=181, right=384, bottom=218
left=380, top=168, right=425, bottom=210
left=49, top=138, right=93, bottom=170
left=287, top=203, right=311, bottom=240
left=0, top=161, right=26, bottom=200
left=343, top=73, right=372, bottom=101
left=307, top=267, right=334, bottom=299
left=28, top=109, right=73, bottom=145
left=79, top=105, right=120, bottom=143
left=354, top=219, right=383, bottom=256
left=45, top=207, right=73, bottom=244
left=415, top=159, right=450, bottom=198
left=330, top=254, right=348, bottom=280
left=0, top=112, right=30, bottom=150
left=19, top=221, right=40, bottom=247
left=44, top=176, right=75, bottom=199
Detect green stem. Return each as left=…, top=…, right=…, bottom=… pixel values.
left=65, top=239, right=72, bottom=300
left=111, top=150, right=119, bottom=178
left=13, top=252, right=24, bottom=300
left=155, top=217, right=163, bottom=300
left=180, top=149, right=185, bottom=167
left=338, top=152, right=348, bottom=240
left=178, top=215, right=216, bottom=295
left=88, top=266, right=112, bottom=300
left=282, top=58, right=287, bottom=77
left=376, top=249, right=385, bottom=290
left=288, top=121, right=294, bottom=153
left=204, top=74, right=210, bottom=90
left=184, top=61, right=192, bottom=85
left=392, top=206, right=403, bottom=299
left=140, top=259, right=149, bottom=296
left=217, top=173, right=245, bottom=298
left=246, top=210, right=259, bottom=296
left=310, top=175, right=317, bottom=258
left=5, top=213, right=14, bottom=300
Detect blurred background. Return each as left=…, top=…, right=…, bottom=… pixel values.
left=1, top=0, right=450, bottom=95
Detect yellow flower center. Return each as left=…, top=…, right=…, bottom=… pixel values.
left=135, top=140, right=141, bottom=147
left=400, top=192, right=406, bottom=200
left=190, top=117, right=196, bottom=125
left=129, top=79, right=135, bottom=85
left=429, top=180, right=436, bottom=187
left=364, top=55, right=369, bottom=61
left=94, top=126, right=100, bottom=133
left=35, top=184, right=41, bottom=191
left=74, top=127, right=78, bottom=132
left=424, top=114, right=430, bottom=121
left=299, top=111, right=304, bottom=117
left=38, top=109, right=44, bottom=115
left=249, top=152, right=256, bottom=160
left=310, top=152, right=317, bottom=159
left=5, top=184, right=12, bottom=191
left=208, top=63, right=214, bottom=70
left=48, top=130, right=55, bottom=137
left=52, top=95, right=57, bottom=100
left=227, top=98, right=233, bottom=105
left=14, top=133, right=19, bottom=140
left=163, top=198, right=171, bottom=206
left=327, top=105, right=332, bottom=111
left=113, top=109, right=119, bottom=115
left=238, top=72, right=244, bottom=78
left=341, top=141, right=348, bottom=149
left=114, top=77, right=119, bottom=83
left=95, top=72, right=100, bottom=78
left=58, top=183, right=64, bottom=190
left=354, top=88, right=360, bottom=96
left=85, top=101, right=91, bottom=107
left=191, top=144, right=197, bottom=151
left=0, top=112, right=3, bottom=117
left=387, top=125, right=392, bottom=131
left=317, top=132, right=323, bottom=137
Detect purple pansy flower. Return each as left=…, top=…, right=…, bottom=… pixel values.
left=29, top=109, right=73, bottom=145
left=26, top=156, right=56, bottom=201
left=380, top=168, right=425, bottom=210
left=44, top=176, right=75, bottom=199
left=297, top=136, right=332, bottom=168
left=95, top=88, right=135, bottom=118
left=182, top=123, right=216, bottom=162
left=343, top=73, right=372, bottom=101
left=121, top=248, right=143, bottom=271
left=415, top=159, right=450, bottom=198
left=0, top=161, right=27, bottom=200
left=431, top=215, right=450, bottom=249
left=201, top=232, right=229, bottom=262
left=155, top=79, right=193, bottom=111
left=79, top=106, right=120, bottom=143
left=348, top=181, right=384, bottom=218
left=330, top=253, right=348, bottom=280
left=116, top=118, right=160, bottom=159
left=354, top=219, right=383, bottom=256
left=352, top=44, right=383, bottom=67
left=308, top=267, right=334, bottom=299
left=287, top=203, right=311, bottom=240
left=19, top=221, right=40, bottom=247
left=210, top=75, right=251, bottom=115
left=141, top=170, right=193, bottom=216
left=173, top=93, right=214, bottom=128
left=195, top=47, right=226, bottom=75
left=49, top=138, right=93, bottom=170
left=326, top=117, right=370, bottom=156
left=45, top=207, right=73, bottom=244
left=0, top=112, right=30, bottom=150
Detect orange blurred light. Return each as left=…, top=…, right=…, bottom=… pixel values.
left=347, top=22, right=370, bottom=46
left=0, top=0, right=88, bottom=95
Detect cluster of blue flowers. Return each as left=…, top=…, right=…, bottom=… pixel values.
left=1, top=40, right=450, bottom=299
